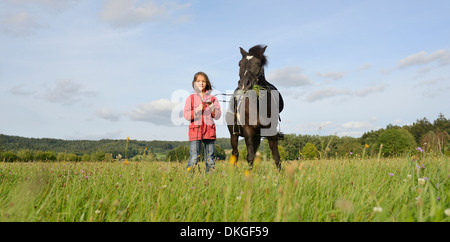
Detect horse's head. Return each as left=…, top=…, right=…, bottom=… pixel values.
left=238, top=45, right=268, bottom=92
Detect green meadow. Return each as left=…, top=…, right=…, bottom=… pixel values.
left=1, top=155, right=449, bottom=222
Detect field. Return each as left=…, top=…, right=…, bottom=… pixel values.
left=1, top=155, right=449, bottom=222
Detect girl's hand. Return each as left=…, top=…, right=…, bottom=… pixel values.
left=195, top=104, right=203, bottom=115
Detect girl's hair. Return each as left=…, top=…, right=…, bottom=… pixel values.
left=192, top=72, right=213, bottom=92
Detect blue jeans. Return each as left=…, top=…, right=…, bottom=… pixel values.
left=187, top=139, right=215, bottom=172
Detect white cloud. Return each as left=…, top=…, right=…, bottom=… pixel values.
left=266, top=66, right=314, bottom=87
left=392, top=119, right=404, bottom=125
left=341, top=121, right=375, bottom=130
left=10, top=84, right=35, bottom=96
left=337, top=131, right=365, bottom=137
left=305, top=85, right=385, bottom=103
left=304, top=87, right=352, bottom=102
left=1, top=0, right=80, bottom=36
left=355, top=85, right=386, bottom=97
left=317, top=71, right=346, bottom=80
left=296, top=121, right=333, bottom=132
left=0, top=11, right=45, bottom=36
left=356, top=63, right=372, bottom=71
left=337, top=120, right=379, bottom=137
left=398, top=49, right=450, bottom=69
left=6, top=0, right=79, bottom=10
left=95, top=109, right=121, bottom=122
left=128, top=99, right=181, bottom=126
left=44, top=80, right=96, bottom=105
left=99, top=0, right=190, bottom=28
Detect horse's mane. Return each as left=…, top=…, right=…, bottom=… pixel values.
left=248, top=45, right=268, bottom=67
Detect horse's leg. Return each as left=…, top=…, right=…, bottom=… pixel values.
left=243, top=127, right=257, bottom=169
left=228, top=125, right=239, bottom=165
left=267, top=135, right=282, bottom=171
left=253, top=135, right=261, bottom=167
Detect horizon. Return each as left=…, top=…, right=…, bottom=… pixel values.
left=1, top=111, right=445, bottom=142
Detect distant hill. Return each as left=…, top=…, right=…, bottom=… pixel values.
left=0, top=134, right=231, bottom=158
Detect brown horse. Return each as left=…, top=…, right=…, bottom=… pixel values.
left=226, top=45, right=284, bottom=170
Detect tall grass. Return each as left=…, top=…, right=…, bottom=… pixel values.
left=1, top=155, right=449, bottom=222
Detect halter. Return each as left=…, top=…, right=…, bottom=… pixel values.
left=240, top=59, right=265, bottom=91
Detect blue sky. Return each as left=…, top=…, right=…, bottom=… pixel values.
left=1, top=0, right=449, bottom=141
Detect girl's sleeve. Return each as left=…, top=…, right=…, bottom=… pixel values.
left=212, top=97, right=222, bottom=120
left=183, top=95, right=195, bottom=122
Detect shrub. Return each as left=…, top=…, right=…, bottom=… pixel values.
left=1, top=151, right=18, bottom=162
left=17, top=149, right=34, bottom=162
left=166, top=146, right=190, bottom=162
left=302, top=143, right=319, bottom=160
left=91, top=151, right=106, bottom=161
left=377, top=128, right=416, bottom=157
left=35, top=151, right=56, bottom=162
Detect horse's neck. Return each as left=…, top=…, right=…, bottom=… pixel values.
left=257, top=68, right=266, bottom=85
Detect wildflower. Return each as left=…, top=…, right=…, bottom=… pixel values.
left=85, top=176, right=88, bottom=179
left=416, top=147, right=424, bottom=153
left=187, top=166, right=192, bottom=172
left=236, top=191, right=244, bottom=200
left=388, top=173, right=394, bottom=177
left=418, top=178, right=426, bottom=185
left=373, top=207, right=383, bottom=213
left=229, top=155, right=237, bottom=165
left=365, top=144, right=369, bottom=148
left=95, top=210, right=101, bottom=214
left=298, top=162, right=306, bottom=172
left=407, top=174, right=412, bottom=179
left=444, top=209, right=450, bottom=216
left=244, top=170, right=250, bottom=177
left=349, top=152, right=353, bottom=155
left=335, top=199, right=354, bottom=213
left=127, top=136, right=130, bottom=141
left=124, top=159, right=129, bottom=165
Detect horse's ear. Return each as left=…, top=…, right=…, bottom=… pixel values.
left=240, top=47, right=248, bottom=57
left=262, top=45, right=267, bottom=53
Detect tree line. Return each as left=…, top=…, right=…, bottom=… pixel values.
left=1, top=114, right=448, bottom=162
left=274, top=113, right=449, bottom=160
left=0, top=135, right=231, bottom=162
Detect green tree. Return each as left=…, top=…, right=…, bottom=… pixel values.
left=1, top=151, right=18, bottom=162
left=91, top=151, right=106, bottom=161
left=81, top=154, right=91, bottom=161
left=214, top=145, right=226, bottom=160
left=408, top=118, right=434, bottom=144
left=337, top=137, right=363, bottom=158
left=35, top=151, right=56, bottom=162
left=302, top=143, right=319, bottom=160
left=377, top=128, right=416, bottom=157
left=17, top=149, right=34, bottom=162
left=433, top=113, right=450, bottom=133
left=166, top=146, right=190, bottom=162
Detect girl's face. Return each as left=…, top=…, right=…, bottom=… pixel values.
left=195, top=75, right=207, bottom=92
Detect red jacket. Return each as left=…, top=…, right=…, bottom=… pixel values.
left=183, top=91, right=222, bottom=141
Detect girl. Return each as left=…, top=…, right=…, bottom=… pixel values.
left=183, top=72, right=221, bottom=172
